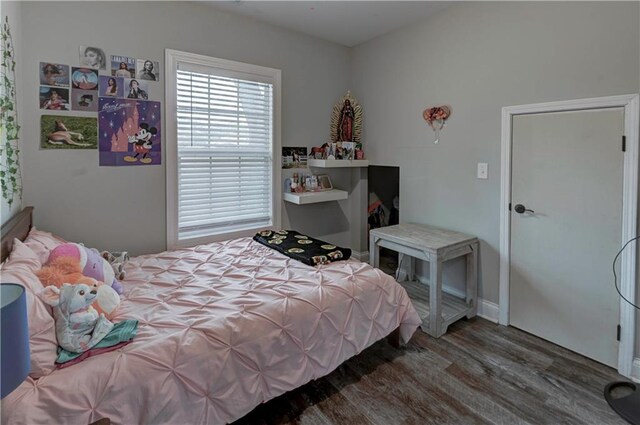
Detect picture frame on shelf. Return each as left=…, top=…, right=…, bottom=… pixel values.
left=317, top=174, right=333, bottom=191
left=342, top=142, right=355, bottom=160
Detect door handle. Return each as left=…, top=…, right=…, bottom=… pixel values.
left=514, top=204, right=534, bottom=214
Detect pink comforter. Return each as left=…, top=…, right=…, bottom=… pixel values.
left=3, top=238, right=420, bottom=424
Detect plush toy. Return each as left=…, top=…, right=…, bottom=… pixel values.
left=40, top=283, right=114, bottom=353
left=36, top=257, right=84, bottom=287
left=36, top=257, right=121, bottom=319
left=48, top=243, right=124, bottom=295
left=75, top=276, right=120, bottom=319
left=101, top=250, right=129, bottom=281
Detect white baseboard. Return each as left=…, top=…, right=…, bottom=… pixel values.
left=632, top=358, right=640, bottom=383
left=477, top=299, right=499, bottom=323
left=352, top=250, right=369, bottom=262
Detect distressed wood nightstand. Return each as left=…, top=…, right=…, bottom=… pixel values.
left=370, top=223, right=478, bottom=338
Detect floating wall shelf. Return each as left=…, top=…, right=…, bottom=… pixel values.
left=283, top=189, right=348, bottom=205
left=307, top=159, right=369, bottom=168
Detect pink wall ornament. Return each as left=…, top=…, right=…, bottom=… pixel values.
left=422, top=105, right=451, bottom=144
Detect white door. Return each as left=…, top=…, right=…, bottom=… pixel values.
left=510, top=108, right=624, bottom=367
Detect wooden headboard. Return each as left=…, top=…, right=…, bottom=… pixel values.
left=1, top=207, right=33, bottom=263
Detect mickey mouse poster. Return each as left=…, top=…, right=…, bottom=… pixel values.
left=98, top=97, right=161, bottom=166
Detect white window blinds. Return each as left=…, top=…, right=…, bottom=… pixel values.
left=176, top=63, right=274, bottom=240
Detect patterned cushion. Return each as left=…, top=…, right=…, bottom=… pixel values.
left=0, top=239, right=58, bottom=378
left=253, top=230, right=352, bottom=265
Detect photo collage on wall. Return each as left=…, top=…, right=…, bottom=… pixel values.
left=38, top=46, right=162, bottom=165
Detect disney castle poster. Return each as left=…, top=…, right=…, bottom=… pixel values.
left=98, top=97, right=161, bottom=166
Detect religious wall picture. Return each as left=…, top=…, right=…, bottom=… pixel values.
left=40, top=115, right=98, bottom=149
left=111, top=55, right=136, bottom=78
left=71, top=89, right=98, bottom=112
left=39, top=62, right=69, bottom=87
left=39, top=86, right=70, bottom=110
left=98, top=97, right=162, bottom=166
left=282, top=147, right=308, bottom=169
left=71, top=67, right=99, bottom=91
left=330, top=91, right=363, bottom=144
left=136, top=59, right=160, bottom=81
left=79, top=46, right=107, bottom=70
left=99, top=76, right=124, bottom=98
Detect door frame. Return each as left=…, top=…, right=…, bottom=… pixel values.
left=499, top=94, right=639, bottom=377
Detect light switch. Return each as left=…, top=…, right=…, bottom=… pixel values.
left=477, top=163, right=488, bottom=179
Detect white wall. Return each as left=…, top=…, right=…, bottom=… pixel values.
left=0, top=1, right=22, bottom=225
left=351, top=1, right=640, bottom=305
left=19, top=1, right=352, bottom=255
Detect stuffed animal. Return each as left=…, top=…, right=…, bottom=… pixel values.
left=36, top=257, right=121, bottom=319
left=36, top=257, right=84, bottom=286
left=48, top=243, right=124, bottom=295
left=40, top=283, right=114, bottom=353
left=75, top=276, right=120, bottom=319
left=101, top=250, right=129, bottom=281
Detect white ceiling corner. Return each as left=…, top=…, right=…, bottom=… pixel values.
left=204, top=1, right=451, bottom=47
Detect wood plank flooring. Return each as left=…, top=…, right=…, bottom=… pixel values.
left=233, top=318, right=629, bottom=425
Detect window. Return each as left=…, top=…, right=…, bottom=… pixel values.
left=166, top=50, right=281, bottom=248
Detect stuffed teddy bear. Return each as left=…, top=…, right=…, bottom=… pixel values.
left=40, top=283, right=114, bottom=353
left=101, top=250, right=129, bottom=281
left=48, top=243, right=124, bottom=295
left=36, top=257, right=121, bottom=319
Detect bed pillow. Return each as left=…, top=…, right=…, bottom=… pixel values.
left=0, top=239, right=58, bottom=378
left=23, top=227, right=67, bottom=264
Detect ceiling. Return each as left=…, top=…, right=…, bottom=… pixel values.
left=205, top=1, right=451, bottom=47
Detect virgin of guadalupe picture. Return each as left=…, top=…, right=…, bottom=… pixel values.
left=330, top=91, right=363, bottom=144
left=98, top=97, right=162, bottom=166
left=337, top=99, right=354, bottom=141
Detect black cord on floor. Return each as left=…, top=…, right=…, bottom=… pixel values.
left=613, top=236, right=640, bottom=310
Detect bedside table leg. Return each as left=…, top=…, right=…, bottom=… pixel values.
left=370, top=235, right=380, bottom=268
left=429, top=257, right=443, bottom=338
left=466, top=242, right=478, bottom=318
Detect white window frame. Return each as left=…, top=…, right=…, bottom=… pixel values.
left=165, top=49, right=281, bottom=249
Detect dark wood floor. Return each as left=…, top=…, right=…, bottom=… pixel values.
left=234, top=318, right=629, bottom=425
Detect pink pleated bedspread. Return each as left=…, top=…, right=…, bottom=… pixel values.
left=2, top=237, right=420, bottom=425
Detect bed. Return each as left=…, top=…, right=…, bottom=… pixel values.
left=0, top=208, right=421, bottom=424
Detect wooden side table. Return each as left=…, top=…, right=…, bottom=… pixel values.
left=370, top=223, right=478, bottom=338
